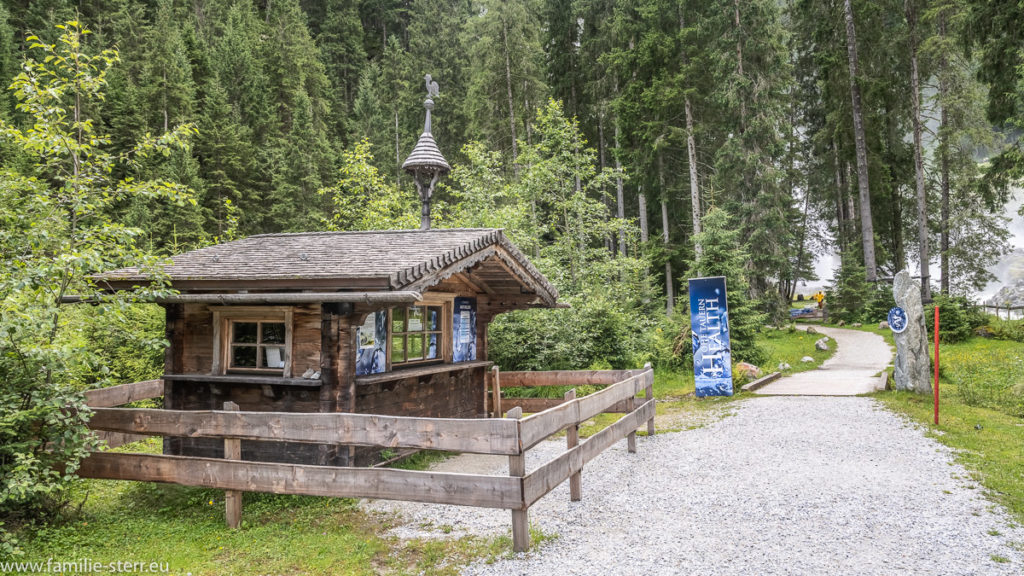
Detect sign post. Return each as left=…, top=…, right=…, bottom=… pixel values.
left=688, top=276, right=732, bottom=397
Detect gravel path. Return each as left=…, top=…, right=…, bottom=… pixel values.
left=756, top=326, right=893, bottom=395
left=367, top=397, right=1024, bottom=575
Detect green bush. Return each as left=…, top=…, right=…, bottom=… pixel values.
left=488, top=292, right=651, bottom=372
left=826, top=259, right=870, bottom=324
left=932, top=295, right=985, bottom=344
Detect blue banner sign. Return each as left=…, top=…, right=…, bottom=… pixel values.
left=688, top=276, right=733, bottom=397
left=452, top=297, right=477, bottom=363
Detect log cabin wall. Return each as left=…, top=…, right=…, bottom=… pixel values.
left=352, top=364, right=488, bottom=466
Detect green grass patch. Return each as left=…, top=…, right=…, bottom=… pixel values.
left=13, top=438, right=510, bottom=575
left=874, top=337, right=1024, bottom=523
left=759, top=327, right=835, bottom=375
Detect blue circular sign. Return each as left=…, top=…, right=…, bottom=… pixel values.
left=888, top=307, right=908, bottom=333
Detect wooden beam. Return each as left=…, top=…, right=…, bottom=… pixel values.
left=500, top=370, right=635, bottom=388
left=77, top=452, right=523, bottom=509
left=87, top=408, right=523, bottom=455
left=522, top=399, right=654, bottom=506
left=499, top=398, right=564, bottom=415
left=505, top=406, right=530, bottom=553
left=564, top=389, right=581, bottom=502
left=84, top=380, right=164, bottom=408
left=223, top=402, right=242, bottom=529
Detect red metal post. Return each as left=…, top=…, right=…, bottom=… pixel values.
left=934, top=305, right=940, bottom=425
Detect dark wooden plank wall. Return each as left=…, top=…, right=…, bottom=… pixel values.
left=353, top=365, right=487, bottom=465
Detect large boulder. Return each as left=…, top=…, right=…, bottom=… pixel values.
left=892, top=270, right=932, bottom=395
left=735, top=362, right=763, bottom=381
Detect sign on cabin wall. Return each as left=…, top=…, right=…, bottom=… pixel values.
left=356, top=311, right=387, bottom=375
left=452, top=297, right=477, bottom=363
left=688, top=276, right=733, bottom=397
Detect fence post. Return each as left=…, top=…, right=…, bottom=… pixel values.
left=644, top=362, right=655, bottom=436
left=506, top=406, right=529, bottom=552
left=223, top=401, right=242, bottom=529
left=492, top=365, right=502, bottom=418
left=564, top=389, right=581, bottom=502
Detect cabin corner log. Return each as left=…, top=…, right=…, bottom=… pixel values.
left=77, top=452, right=523, bottom=509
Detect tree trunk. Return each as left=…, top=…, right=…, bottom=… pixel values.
left=502, top=18, right=519, bottom=177
left=638, top=188, right=649, bottom=242
left=614, top=120, right=626, bottom=257
left=843, top=0, right=877, bottom=281
left=906, top=0, right=930, bottom=299
left=662, top=200, right=674, bottom=316
left=833, top=141, right=846, bottom=253
left=734, top=0, right=746, bottom=132
left=395, top=110, right=401, bottom=186
left=660, top=154, right=674, bottom=316
left=685, top=96, right=701, bottom=256
left=938, top=16, right=951, bottom=294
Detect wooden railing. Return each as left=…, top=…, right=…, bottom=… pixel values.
left=981, top=304, right=1024, bottom=321
left=80, top=367, right=655, bottom=552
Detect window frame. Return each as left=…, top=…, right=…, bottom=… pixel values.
left=387, top=300, right=451, bottom=369
left=211, top=306, right=294, bottom=377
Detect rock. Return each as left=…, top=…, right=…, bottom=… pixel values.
left=879, top=321, right=889, bottom=330
left=806, top=326, right=819, bottom=334
left=892, top=269, right=933, bottom=395
left=815, top=337, right=830, bottom=351
left=837, top=320, right=846, bottom=327
left=734, top=362, right=763, bottom=381
left=852, top=322, right=863, bottom=328
left=777, top=362, right=791, bottom=371
left=975, top=326, right=995, bottom=339
left=801, top=356, right=815, bottom=363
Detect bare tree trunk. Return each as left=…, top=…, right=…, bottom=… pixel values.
left=833, top=141, right=846, bottom=253
left=660, top=153, right=674, bottom=316
left=502, top=18, right=519, bottom=177
left=734, top=0, right=746, bottom=132
left=395, top=110, right=401, bottom=186
left=906, top=0, right=930, bottom=299
left=843, top=0, right=877, bottom=281
left=685, top=97, right=701, bottom=256
left=614, top=120, right=626, bottom=257
left=638, top=188, right=648, bottom=242
left=938, top=16, right=951, bottom=295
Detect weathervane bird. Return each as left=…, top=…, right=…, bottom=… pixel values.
left=425, top=74, right=440, bottom=99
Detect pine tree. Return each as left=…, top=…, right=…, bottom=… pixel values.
left=689, top=207, right=766, bottom=364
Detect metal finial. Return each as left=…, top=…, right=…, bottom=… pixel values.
left=403, top=73, right=450, bottom=230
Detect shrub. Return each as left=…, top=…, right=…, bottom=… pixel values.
left=932, top=295, right=983, bottom=344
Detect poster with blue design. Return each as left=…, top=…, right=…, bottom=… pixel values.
left=452, top=297, right=477, bottom=363
left=688, top=276, right=733, bottom=397
left=355, top=311, right=387, bottom=375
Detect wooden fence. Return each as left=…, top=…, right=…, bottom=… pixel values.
left=981, top=304, right=1024, bottom=321
left=80, top=367, right=655, bottom=552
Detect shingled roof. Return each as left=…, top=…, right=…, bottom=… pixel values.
left=97, top=228, right=558, bottom=306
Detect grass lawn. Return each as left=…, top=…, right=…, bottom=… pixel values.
left=874, top=336, right=1024, bottom=523
left=12, top=439, right=510, bottom=576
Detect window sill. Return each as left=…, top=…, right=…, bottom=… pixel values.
left=355, top=360, right=493, bottom=386
left=162, top=373, right=322, bottom=387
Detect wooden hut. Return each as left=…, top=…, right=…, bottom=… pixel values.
left=93, top=228, right=559, bottom=466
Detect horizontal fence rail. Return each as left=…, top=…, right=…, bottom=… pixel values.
left=79, top=366, right=656, bottom=552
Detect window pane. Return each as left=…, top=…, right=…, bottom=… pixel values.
left=392, top=308, right=405, bottom=333
left=408, top=306, right=424, bottom=332
left=261, top=322, right=286, bottom=344
left=408, top=334, right=424, bottom=361
left=233, top=322, right=258, bottom=344
left=262, top=346, right=286, bottom=369
left=391, top=335, right=405, bottom=363
left=428, top=307, right=441, bottom=330
left=426, top=333, right=438, bottom=359
left=232, top=345, right=257, bottom=367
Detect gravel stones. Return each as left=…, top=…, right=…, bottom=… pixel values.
left=374, top=396, right=1024, bottom=575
